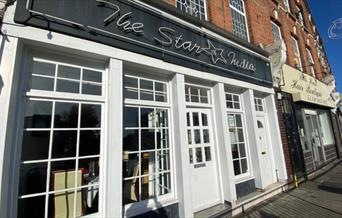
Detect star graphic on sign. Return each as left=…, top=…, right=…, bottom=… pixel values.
left=201, top=40, right=227, bottom=64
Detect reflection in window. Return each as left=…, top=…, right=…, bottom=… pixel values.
left=19, top=100, right=102, bottom=217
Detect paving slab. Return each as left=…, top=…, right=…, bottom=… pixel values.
left=237, top=162, right=342, bottom=218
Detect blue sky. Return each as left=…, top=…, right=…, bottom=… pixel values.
left=308, top=0, right=342, bottom=92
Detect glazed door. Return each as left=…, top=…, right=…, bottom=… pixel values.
left=256, top=116, right=274, bottom=187
left=186, top=108, right=220, bottom=212
left=305, top=115, right=325, bottom=166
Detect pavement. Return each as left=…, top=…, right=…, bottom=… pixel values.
left=237, top=161, right=342, bottom=218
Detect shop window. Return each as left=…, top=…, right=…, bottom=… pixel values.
left=185, top=84, right=210, bottom=104
left=225, top=93, right=241, bottom=109
left=123, top=75, right=172, bottom=206
left=176, top=0, right=207, bottom=20
left=319, top=111, right=335, bottom=145
left=254, top=97, right=264, bottom=112
left=271, top=21, right=282, bottom=42
left=230, top=0, right=249, bottom=41
left=124, top=75, right=168, bottom=103
left=18, top=57, right=104, bottom=218
left=291, top=37, right=303, bottom=71
left=306, top=48, right=316, bottom=78
left=228, top=113, right=249, bottom=176
left=225, top=91, right=249, bottom=177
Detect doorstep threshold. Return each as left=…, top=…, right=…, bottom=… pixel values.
left=194, top=202, right=232, bottom=218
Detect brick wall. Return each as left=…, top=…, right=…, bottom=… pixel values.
left=161, top=0, right=332, bottom=81
left=275, top=95, right=293, bottom=182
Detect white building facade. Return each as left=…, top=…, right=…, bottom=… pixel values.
left=0, top=1, right=287, bottom=217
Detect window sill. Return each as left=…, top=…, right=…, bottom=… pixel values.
left=234, top=175, right=255, bottom=184
left=124, top=195, right=178, bottom=218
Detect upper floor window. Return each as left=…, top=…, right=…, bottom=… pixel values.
left=306, top=48, right=316, bottom=77
left=291, top=37, right=303, bottom=71
left=271, top=21, right=282, bottom=41
left=296, top=7, right=304, bottom=26
left=230, top=0, right=249, bottom=41
left=284, top=0, right=290, bottom=12
left=176, top=0, right=207, bottom=20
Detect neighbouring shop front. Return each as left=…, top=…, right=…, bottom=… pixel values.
left=0, top=1, right=287, bottom=218
left=280, top=65, right=338, bottom=175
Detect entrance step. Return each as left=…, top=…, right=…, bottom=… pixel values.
left=194, top=203, right=232, bottom=218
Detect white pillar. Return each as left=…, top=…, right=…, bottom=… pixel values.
left=171, top=73, right=193, bottom=218
left=242, top=89, right=263, bottom=188
left=106, top=58, right=123, bottom=217
left=212, top=83, right=237, bottom=203
left=0, top=34, right=21, bottom=218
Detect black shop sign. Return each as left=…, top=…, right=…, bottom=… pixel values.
left=14, top=0, right=272, bottom=86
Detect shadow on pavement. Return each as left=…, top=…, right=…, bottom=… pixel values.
left=318, top=182, right=342, bottom=194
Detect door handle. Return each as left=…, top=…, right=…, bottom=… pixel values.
left=261, top=151, right=266, bottom=155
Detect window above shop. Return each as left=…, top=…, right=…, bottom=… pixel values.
left=176, top=0, right=207, bottom=20
left=291, top=37, right=303, bottom=71
left=306, top=48, right=316, bottom=78
left=283, top=0, right=290, bottom=13
left=271, top=21, right=282, bottom=41
left=230, top=0, right=249, bottom=41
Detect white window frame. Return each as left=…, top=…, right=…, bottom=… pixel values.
left=175, top=0, right=208, bottom=20
left=297, top=6, right=304, bottom=26
left=254, top=97, right=265, bottom=113
left=306, top=48, right=316, bottom=78
left=291, top=36, right=303, bottom=71
left=225, top=91, right=252, bottom=179
left=271, top=21, right=282, bottom=42
left=229, top=0, right=250, bottom=42
left=184, top=83, right=212, bottom=108
left=15, top=52, right=107, bottom=218
left=283, top=0, right=290, bottom=13
left=122, top=73, right=176, bottom=216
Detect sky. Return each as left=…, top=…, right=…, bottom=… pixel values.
left=307, top=0, right=342, bottom=92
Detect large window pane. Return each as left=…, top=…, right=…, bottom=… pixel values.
left=52, top=131, right=77, bottom=158
left=123, top=130, right=139, bottom=152
left=54, top=102, right=79, bottom=128
left=31, top=76, right=54, bottom=91
left=19, top=162, right=47, bottom=196
left=17, top=195, right=46, bottom=218
left=58, top=65, right=80, bottom=80
left=81, top=104, right=101, bottom=128
left=21, top=131, right=50, bottom=161
left=83, top=69, right=102, bottom=83
left=24, top=100, right=52, bottom=128
left=79, top=130, right=101, bottom=156
left=123, top=153, right=139, bottom=178
left=124, top=107, right=139, bottom=128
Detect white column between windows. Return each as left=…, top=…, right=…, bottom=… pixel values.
left=106, top=58, right=123, bottom=217
left=170, top=73, right=193, bottom=218
left=242, top=90, right=262, bottom=187
left=213, top=83, right=237, bottom=203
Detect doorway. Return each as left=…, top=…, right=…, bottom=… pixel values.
left=256, top=116, right=274, bottom=187
left=186, top=108, right=220, bottom=212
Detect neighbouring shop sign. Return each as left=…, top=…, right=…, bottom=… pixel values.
left=281, top=65, right=336, bottom=108
left=14, top=0, right=272, bottom=86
